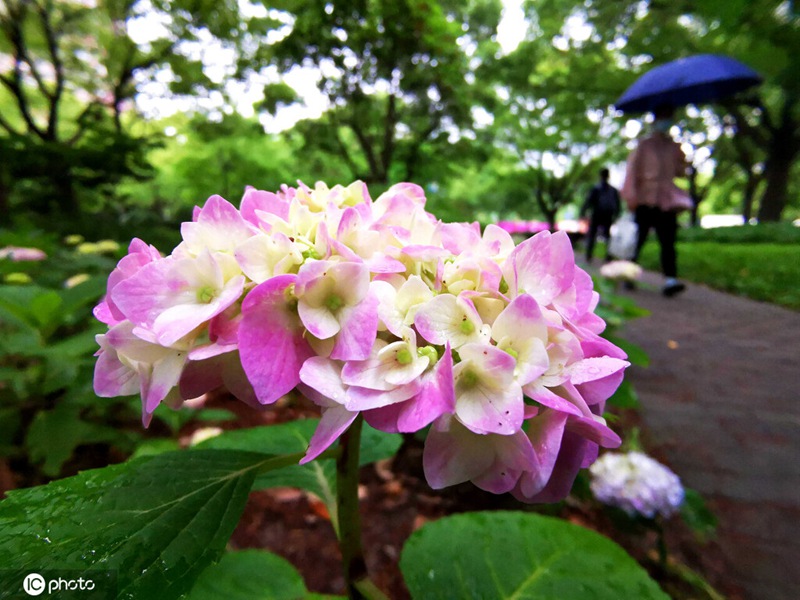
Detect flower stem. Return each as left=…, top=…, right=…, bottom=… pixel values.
left=335, top=415, right=387, bottom=600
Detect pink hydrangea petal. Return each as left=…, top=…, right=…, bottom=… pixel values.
left=103, top=238, right=162, bottom=322
left=300, top=406, right=358, bottom=464
left=363, top=344, right=455, bottom=433
left=422, top=417, right=495, bottom=489
left=514, top=409, right=569, bottom=499
left=93, top=343, right=139, bottom=398
left=93, top=299, right=119, bottom=327
left=414, top=294, right=482, bottom=347
left=298, top=357, right=347, bottom=408
left=240, top=188, right=289, bottom=225
left=344, top=382, right=420, bottom=411
left=472, top=430, right=537, bottom=494
left=181, top=194, right=253, bottom=253
left=455, top=345, right=523, bottom=435
left=298, top=303, right=341, bottom=339
left=153, top=274, right=245, bottom=347
left=567, top=357, right=629, bottom=405
left=522, top=384, right=585, bottom=417
left=364, top=255, right=406, bottom=273
left=503, top=230, right=574, bottom=305
left=139, top=349, right=188, bottom=418
left=179, top=356, right=224, bottom=399
left=330, top=292, right=379, bottom=361
left=479, top=224, right=515, bottom=257
left=566, top=414, right=622, bottom=448
left=239, top=275, right=314, bottom=404
left=578, top=333, right=629, bottom=361
left=515, top=430, right=593, bottom=503
left=437, top=221, right=481, bottom=254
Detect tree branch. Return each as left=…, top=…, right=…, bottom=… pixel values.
left=348, top=114, right=381, bottom=182
left=36, top=0, right=65, bottom=140
left=379, top=93, right=397, bottom=178
left=0, top=2, right=46, bottom=139
left=329, top=112, right=365, bottom=179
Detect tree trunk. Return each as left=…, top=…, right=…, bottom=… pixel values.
left=756, top=140, right=795, bottom=222
left=756, top=98, right=798, bottom=223
left=740, top=172, right=761, bottom=223
left=53, top=169, right=79, bottom=215
left=0, top=165, right=9, bottom=219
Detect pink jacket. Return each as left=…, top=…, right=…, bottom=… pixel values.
left=621, top=132, right=687, bottom=211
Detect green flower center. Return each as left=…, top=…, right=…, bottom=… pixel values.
left=396, top=348, right=413, bottom=365
left=459, top=317, right=475, bottom=334
left=459, top=369, right=479, bottom=388
left=197, top=286, right=215, bottom=304
left=417, top=345, right=439, bottom=366
left=326, top=294, right=344, bottom=311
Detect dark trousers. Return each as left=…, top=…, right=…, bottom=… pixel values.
left=585, top=212, right=614, bottom=261
left=633, top=205, right=678, bottom=277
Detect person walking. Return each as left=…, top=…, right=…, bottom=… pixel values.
left=580, top=167, right=621, bottom=263
left=621, top=106, right=690, bottom=297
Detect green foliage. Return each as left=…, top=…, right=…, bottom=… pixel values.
left=187, top=550, right=341, bottom=600
left=197, top=419, right=401, bottom=519
left=678, top=222, right=800, bottom=245
left=0, top=230, right=209, bottom=478
left=639, top=240, right=800, bottom=310
left=400, top=511, right=669, bottom=599
left=257, top=0, right=501, bottom=185
left=680, top=488, right=719, bottom=542
left=0, top=450, right=267, bottom=599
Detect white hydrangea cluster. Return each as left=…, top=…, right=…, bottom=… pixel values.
left=589, top=451, right=684, bottom=518
left=599, top=260, right=643, bottom=281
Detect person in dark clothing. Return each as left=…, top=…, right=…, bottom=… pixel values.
left=580, top=168, right=621, bottom=263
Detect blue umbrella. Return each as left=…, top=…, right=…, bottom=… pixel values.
left=614, top=54, right=762, bottom=114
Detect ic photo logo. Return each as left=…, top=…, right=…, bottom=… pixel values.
left=22, top=573, right=45, bottom=596
left=22, top=572, right=96, bottom=596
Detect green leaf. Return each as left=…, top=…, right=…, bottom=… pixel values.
left=58, top=275, right=107, bottom=317
left=29, top=290, right=63, bottom=333
left=0, top=449, right=270, bottom=600
left=25, top=405, right=125, bottom=476
left=400, top=511, right=669, bottom=600
left=680, top=488, right=718, bottom=540
left=196, top=419, right=401, bottom=515
left=0, top=406, right=22, bottom=456
left=606, top=379, right=641, bottom=410
left=187, top=549, right=317, bottom=600
left=604, top=334, right=650, bottom=368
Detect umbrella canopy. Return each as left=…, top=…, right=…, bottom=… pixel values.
left=614, top=54, right=762, bottom=114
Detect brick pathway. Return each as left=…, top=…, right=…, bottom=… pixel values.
left=618, top=270, right=800, bottom=600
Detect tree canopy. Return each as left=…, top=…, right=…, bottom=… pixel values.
left=1, top=0, right=798, bottom=228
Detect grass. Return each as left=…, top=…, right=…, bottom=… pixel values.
left=638, top=239, right=800, bottom=311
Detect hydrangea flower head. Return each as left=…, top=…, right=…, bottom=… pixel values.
left=94, top=180, right=629, bottom=503
left=590, top=451, right=684, bottom=518
left=599, top=260, right=643, bottom=281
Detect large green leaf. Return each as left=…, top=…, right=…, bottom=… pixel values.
left=197, top=419, right=401, bottom=507
left=187, top=549, right=345, bottom=600
left=400, top=511, right=669, bottom=600
left=0, top=449, right=273, bottom=600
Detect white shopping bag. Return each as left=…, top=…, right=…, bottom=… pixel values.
left=608, top=212, right=638, bottom=260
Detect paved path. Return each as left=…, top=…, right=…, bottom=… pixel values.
left=616, top=270, right=800, bottom=600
